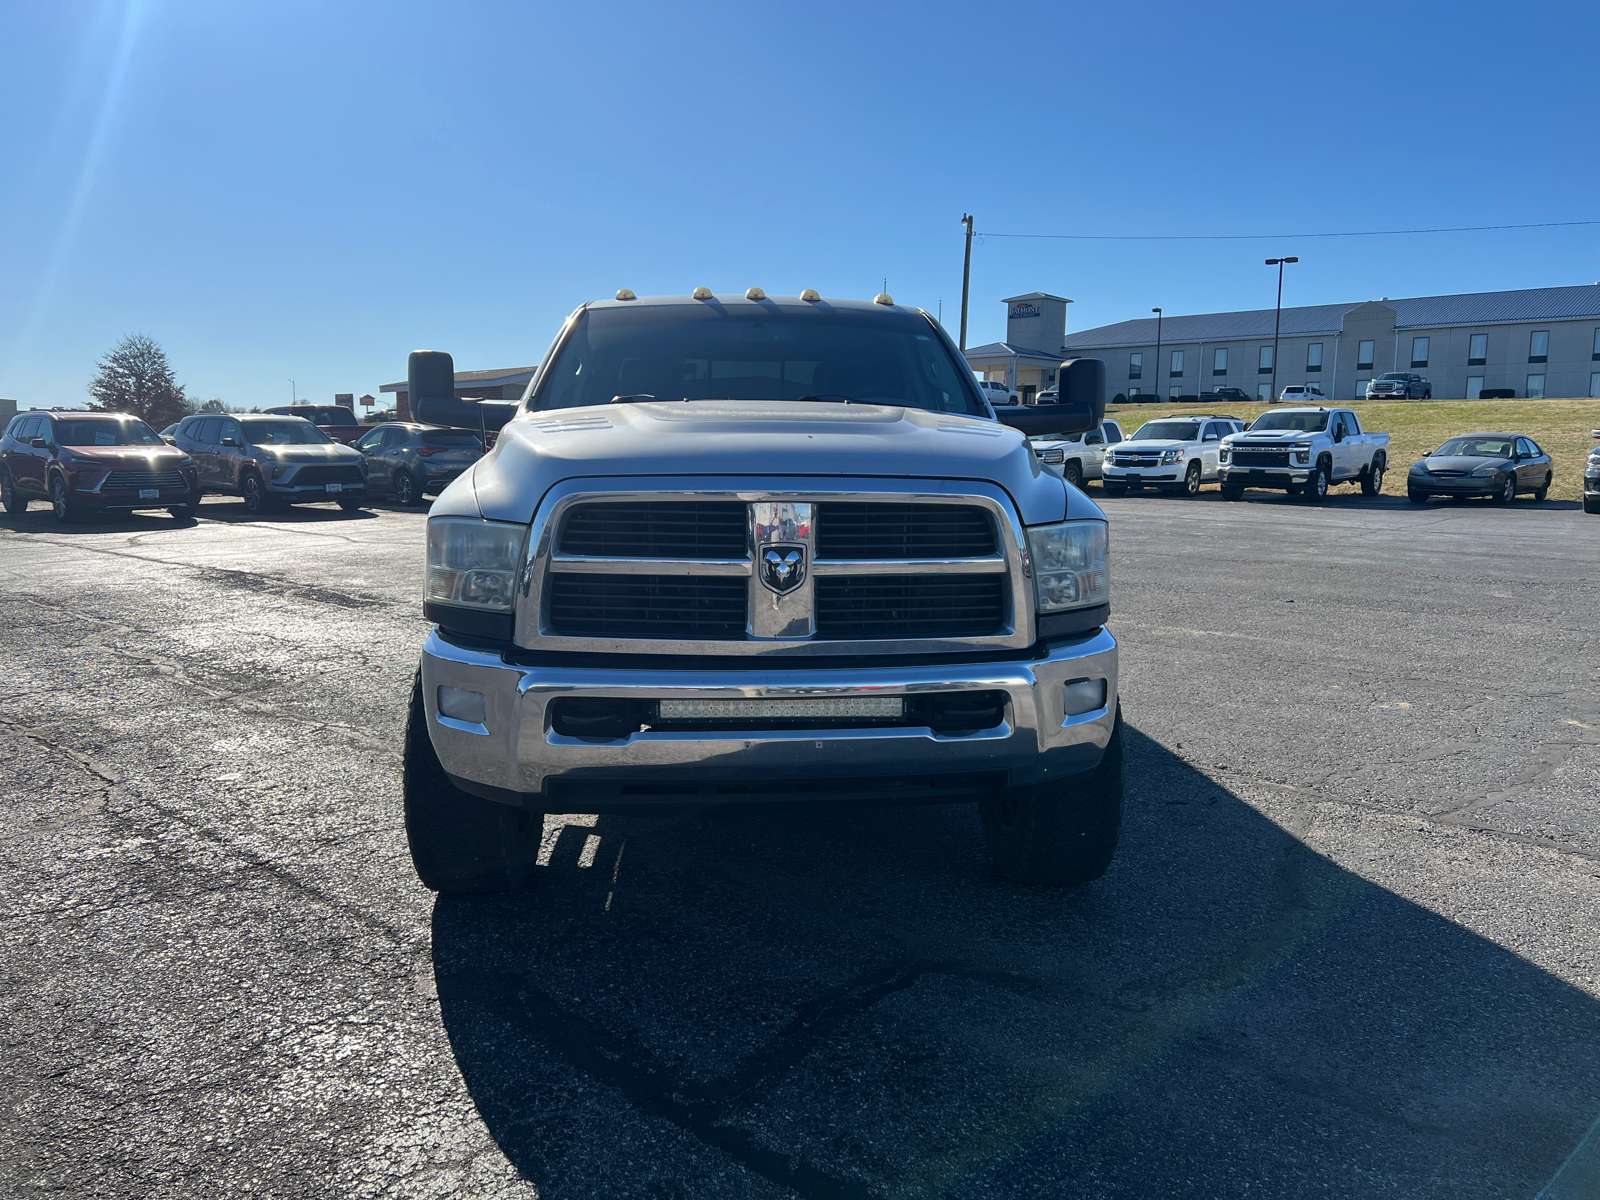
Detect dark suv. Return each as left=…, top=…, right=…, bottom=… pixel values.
left=349, top=423, right=483, bottom=505
left=172, top=413, right=368, bottom=514
left=1, top=410, right=199, bottom=522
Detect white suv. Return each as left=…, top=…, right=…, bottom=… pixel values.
left=1030, top=420, right=1126, bottom=490
left=1102, top=414, right=1246, bottom=497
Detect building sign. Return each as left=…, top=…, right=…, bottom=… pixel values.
left=1008, top=303, right=1041, bottom=320
left=359, top=393, right=375, bottom=407
left=335, top=393, right=355, bottom=409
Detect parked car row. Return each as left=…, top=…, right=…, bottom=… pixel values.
left=1, top=410, right=483, bottom=523
left=1038, top=406, right=1585, bottom=511
left=1588, top=430, right=1600, bottom=515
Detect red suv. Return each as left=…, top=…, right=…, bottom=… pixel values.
left=1, top=410, right=200, bottom=522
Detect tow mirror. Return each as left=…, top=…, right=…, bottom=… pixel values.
left=992, top=358, right=1105, bottom=437
left=410, top=349, right=518, bottom=434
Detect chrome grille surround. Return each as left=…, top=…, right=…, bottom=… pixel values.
left=515, top=477, right=1032, bottom=657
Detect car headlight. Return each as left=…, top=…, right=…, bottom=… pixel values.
left=1470, top=464, right=1500, bottom=477
left=1218, top=447, right=1230, bottom=461
left=1027, top=521, right=1109, bottom=613
left=1156, top=449, right=1182, bottom=464
left=1410, top=461, right=1429, bottom=474
left=1036, top=447, right=1065, bottom=464
left=426, top=516, right=527, bottom=611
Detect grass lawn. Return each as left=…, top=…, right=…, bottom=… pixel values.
left=1106, top=398, right=1600, bottom=501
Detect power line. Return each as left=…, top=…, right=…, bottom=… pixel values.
left=979, top=219, right=1600, bottom=242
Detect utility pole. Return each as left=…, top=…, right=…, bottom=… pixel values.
left=290, top=379, right=296, bottom=404
left=1152, top=308, right=1163, bottom=401
left=959, top=214, right=975, bottom=352
left=1264, top=257, right=1298, bottom=403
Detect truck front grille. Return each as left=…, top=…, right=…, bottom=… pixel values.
left=547, top=574, right=747, bottom=639
left=815, top=576, right=1005, bottom=638
left=816, top=503, right=996, bottom=558
left=1230, top=450, right=1291, bottom=467
left=559, top=501, right=747, bottom=558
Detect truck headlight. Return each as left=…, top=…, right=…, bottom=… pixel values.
left=1219, top=447, right=1230, bottom=462
left=426, top=516, right=526, bottom=611
left=1027, top=520, right=1109, bottom=612
left=1294, top=450, right=1311, bottom=464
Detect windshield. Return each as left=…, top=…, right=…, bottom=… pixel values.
left=421, top=431, right=483, bottom=447
left=1249, top=411, right=1329, bottom=432
left=1434, top=436, right=1513, bottom=458
left=54, top=418, right=163, bottom=447
left=533, top=305, right=986, bottom=416
left=243, top=420, right=333, bottom=445
left=1130, top=421, right=1200, bottom=441
left=1378, top=373, right=1410, bottom=381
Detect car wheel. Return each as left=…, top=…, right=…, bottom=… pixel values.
left=1533, top=473, right=1551, bottom=502
left=1220, top=483, right=1245, bottom=501
left=49, top=475, right=79, bottom=524
left=1585, top=494, right=1600, bottom=514
left=241, top=472, right=275, bottom=514
left=1361, top=459, right=1385, bottom=496
left=1102, top=482, right=1127, bottom=497
left=1285, top=483, right=1304, bottom=496
left=337, top=497, right=366, bottom=512
left=167, top=504, right=196, bottom=520
left=1062, top=461, right=1084, bottom=490
left=1408, top=490, right=1429, bottom=504
left=403, top=671, right=541, bottom=893
left=1, top=469, right=25, bottom=514
left=1181, top=461, right=1202, bottom=496
left=392, top=469, right=420, bottom=506
left=1302, top=462, right=1329, bottom=502
left=980, top=706, right=1123, bottom=886
left=1492, top=473, right=1515, bottom=505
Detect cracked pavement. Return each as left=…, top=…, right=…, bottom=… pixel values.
left=2, top=489, right=1599, bottom=1198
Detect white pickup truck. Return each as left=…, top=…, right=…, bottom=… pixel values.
left=403, top=291, right=1123, bottom=892
left=1218, top=407, right=1390, bottom=501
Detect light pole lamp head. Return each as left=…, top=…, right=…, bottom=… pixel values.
left=1266, top=257, right=1300, bottom=265
left=1152, top=307, right=1162, bottom=314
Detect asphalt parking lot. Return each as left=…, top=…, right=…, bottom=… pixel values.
left=3, top=487, right=1600, bottom=1199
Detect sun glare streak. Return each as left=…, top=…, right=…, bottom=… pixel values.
left=5, top=0, right=148, bottom=376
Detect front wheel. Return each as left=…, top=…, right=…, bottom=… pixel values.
left=1, top=470, right=25, bottom=514
left=1408, top=490, right=1429, bottom=505
left=338, top=496, right=366, bottom=512
left=241, top=472, right=275, bottom=515
left=1220, top=483, right=1245, bottom=501
left=1585, top=494, right=1600, bottom=515
left=1181, top=460, right=1202, bottom=496
left=168, top=504, right=196, bottom=520
left=1361, top=459, right=1385, bottom=496
left=403, top=671, right=543, bottom=893
left=1102, top=482, right=1128, bottom=497
left=1062, top=461, right=1084, bottom=490
left=1302, top=462, right=1329, bottom=502
left=980, top=706, right=1123, bottom=886
left=49, top=476, right=79, bottom=524
left=1492, top=473, right=1515, bottom=505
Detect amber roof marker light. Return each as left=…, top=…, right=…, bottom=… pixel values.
left=692, top=287, right=713, bottom=300
left=745, top=287, right=766, bottom=300
left=615, top=288, right=636, bottom=301
left=800, top=289, right=821, bottom=302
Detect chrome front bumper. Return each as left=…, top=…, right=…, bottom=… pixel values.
left=419, top=627, right=1119, bottom=806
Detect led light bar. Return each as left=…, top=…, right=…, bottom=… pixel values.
left=656, top=697, right=904, bottom=720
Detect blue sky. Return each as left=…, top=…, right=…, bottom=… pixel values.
left=4, top=0, right=1599, bottom=409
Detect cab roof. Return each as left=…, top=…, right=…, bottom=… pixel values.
left=587, top=293, right=915, bottom=315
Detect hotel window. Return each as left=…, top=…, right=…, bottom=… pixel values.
left=1590, top=372, right=1600, bottom=398
left=1258, top=345, right=1274, bottom=374
left=1357, top=340, right=1375, bottom=370
left=1256, top=383, right=1273, bottom=402
left=1466, top=375, right=1484, bottom=399
left=1410, top=337, right=1429, bottom=368
left=1526, top=374, right=1545, bottom=398
left=1528, top=330, right=1548, bottom=363
left=1212, top=347, right=1228, bottom=375
left=1170, top=349, right=1184, bottom=376
left=1468, top=333, right=1487, bottom=366
left=1128, top=353, right=1142, bottom=379
left=1306, top=343, right=1323, bottom=372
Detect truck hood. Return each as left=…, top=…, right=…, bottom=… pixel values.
left=450, top=401, right=1086, bottom=526
left=1230, top=430, right=1317, bottom=442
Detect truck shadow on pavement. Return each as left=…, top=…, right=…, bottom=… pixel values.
left=430, top=728, right=1600, bottom=1199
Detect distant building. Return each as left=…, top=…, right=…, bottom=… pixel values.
left=962, top=292, right=1074, bottom=402
left=379, top=365, right=537, bottom=420
left=0, top=399, right=16, bottom=425
left=1057, top=284, right=1600, bottom=402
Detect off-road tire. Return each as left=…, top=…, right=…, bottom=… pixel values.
left=1220, top=483, right=1245, bottom=501
left=1361, top=458, right=1385, bottom=496
left=1492, top=472, right=1515, bottom=505
left=49, top=475, right=79, bottom=524
left=1, top=469, right=25, bottom=514
left=1408, top=490, right=1429, bottom=505
left=1181, top=460, right=1202, bottom=497
left=1533, top=473, right=1551, bottom=502
left=241, top=471, right=276, bottom=515
left=1303, top=461, right=1329, bottom=502
left=980, top=706, right=1124, bottom=886
left=392, top=469, right=420, bottom=506
left=403, top=671, right=542, bottom=893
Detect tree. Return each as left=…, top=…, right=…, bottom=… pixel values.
left=87, top=334, right=189, bottom=428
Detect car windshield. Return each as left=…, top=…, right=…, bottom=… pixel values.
left=53, top=418, right=163, bottom=446
left=244, top=420, right=333, bottom=445
left=1434, top=436, right=1513, bottom=458
left=533, top=304, right=986, bottom=416
left=421, top=431, right=483, bottom=447
left=1378, top=373, right=1410, bottom=381
left=1130, top=421, right=1199, bottom=441
left=1031, top=432, right=1081, bottom=444
left=1249, top=411, right=1330, bottom=432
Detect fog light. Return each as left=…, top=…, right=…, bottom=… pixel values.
left=1062, top=678, right=1106, bottom=717
left=438, top=686, right=486, bottom=724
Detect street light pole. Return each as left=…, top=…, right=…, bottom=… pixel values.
left=1152, top=308, right=1163, bottom=401
left=1264, top=257, right=1298, bottom=402
left=959, top=214, right=975, bottom=352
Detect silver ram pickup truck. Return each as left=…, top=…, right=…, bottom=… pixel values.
left=403, top=291, right=1122, bottom=892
